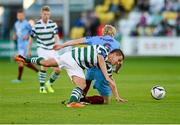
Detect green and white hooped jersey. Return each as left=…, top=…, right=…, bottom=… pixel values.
left=31, top=19, right=58, bottom=50
left=71, top=45, right=113, bottom=76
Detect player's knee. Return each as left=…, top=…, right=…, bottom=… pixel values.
left=54, top=67, right=60, bottom=73
left=43, top=63, right=49, bottom=67
left=81, top=82, right=86, bottom=89
left=72, top=76, right=86, bottom=89
left=42, top=61, right=52, bottom=67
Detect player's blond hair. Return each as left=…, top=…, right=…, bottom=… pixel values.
left=41, top=6, right=50, bottom=12
left=103, top=25, right=116, bottom=37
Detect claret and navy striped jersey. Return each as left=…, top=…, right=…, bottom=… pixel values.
left=31, top=19, right=58, bottom=50
left=72, top=45, right=113, bottom=76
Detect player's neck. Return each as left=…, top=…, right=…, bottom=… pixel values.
left=42, top=19, right=48, bottom=24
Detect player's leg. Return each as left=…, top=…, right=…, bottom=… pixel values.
left=15, top=55, right=58, bottom=67
left=60, top=53, right=86, bottom=107
left=93, top=69, right=112, bottom=104
left=39, top=66, right=48, bottom=93
left=83, top=95, right=104, bottom=104
left=67, top=76, right=86, bottom=108
left=12, top=44, right=25, bottom=83
left=83, top=68, right=96, bottom=95
left=23, top=43, right=39, bottom=72
left=45, top=50, right=60, bottom=93
left=12, top=60, right=24, bottom=83
left=45, top=67, right=60, bottom=93
left=81, top=68, right=111, bottom=104
left=25, top=63, right=39, bottom=72
left=70, top=76, right=86, bottom=102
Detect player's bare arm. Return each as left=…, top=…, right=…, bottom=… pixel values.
left=97, top=54, right=115, bottom=86
left=109, top=77, right=128, bottom=103
left=53, top=38, right=85, bottom=50
left=54, top=34, right=60, bottom=44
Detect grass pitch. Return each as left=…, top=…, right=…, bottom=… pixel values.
left=0, top=57, right=180, bottom=124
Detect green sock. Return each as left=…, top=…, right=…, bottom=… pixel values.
left=69, top=87, right=83, bottom=103
left=49, top=72, right=59, bottom=84
left=26, top=57, right=44, bottom=65
left=39, top=70, right=46, bottom=87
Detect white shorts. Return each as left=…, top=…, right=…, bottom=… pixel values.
left=54, top=51, right=85, bottom=80
left=37, top=48, right=58, bottom=60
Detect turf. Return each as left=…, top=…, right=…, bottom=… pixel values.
left=0, top=57, right=180, bottom=124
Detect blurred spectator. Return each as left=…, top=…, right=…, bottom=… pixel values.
left=137, top=0, right=150, bottom=12
left=130, top=24, right=140, bottom=36
left=139, top=12, right=147, bottom=27
left=108, top=0, right=125, bottom=19
left=108, top=0, right=120, bottom=13
left=149, top=0, right=164, bottom=13
left=84, top=10, right=100, bottom=36
left=176, top=11, right=180, bottom=36
left=97, top=23, right=103, bottom=36
left=153, top=18, right=174, bottom=36
left=149, top=12, right=163, bottom=26
left=161, top=0, right=180, bottom=12
left=57, top=20, right=64, bottom=39
left=74, top=12, right=87, bottom=27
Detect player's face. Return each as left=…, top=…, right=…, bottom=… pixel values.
left=109, top=54, right=123, bottom=66
left=17, top=12, right=25, bottom=21
left=41, top=10, right=50, bottom=23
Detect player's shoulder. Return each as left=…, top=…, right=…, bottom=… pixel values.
left=23, top=20, right=30, bottom=25
left=34, top=19, right=41, bottom=25
left=48, top=20, right=56, bottom=24
left=96, top=44, right=109, bottom=51
left=85, top=36, right=100, bottom=40
left=36, top=19, right=41, bottom=23
left=48, top=19, right=53, bottom=23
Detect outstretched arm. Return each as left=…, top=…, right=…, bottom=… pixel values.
left=53, top=38, right=85, bottom=50
left=97, top=55, right=127, bottom=103
left=97, top=55, right=115, bottom=89
left=109, top=77, right=128, bottom=103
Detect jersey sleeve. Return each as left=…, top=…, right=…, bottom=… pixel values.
left=96, top=45, right=109, bottom=60
left=53, top=23, right=58, bottom=34
left=106, top=63, right=113, bottom=76
left=84, top=36, right=99, bottom=45
left=30, top=26, right=36, bottom=38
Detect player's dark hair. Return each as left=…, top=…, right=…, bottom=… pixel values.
left=17, top=9, right=24, bottom=13
left=110, top=49, right=125, bottom=60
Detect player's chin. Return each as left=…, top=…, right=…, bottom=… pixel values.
left=112, top=62, right=117, bottom=66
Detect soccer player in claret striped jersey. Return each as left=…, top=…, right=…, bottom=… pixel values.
left=15, top=44, right=124, bottom=108
left=28, top=6, right=60, bottom=93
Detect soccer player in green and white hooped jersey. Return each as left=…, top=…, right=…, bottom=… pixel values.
left=16, top=44, right=124, bottom=108
left=53, top=25, right=127, bottom=104
left=28, top=6, right=60, bottom=93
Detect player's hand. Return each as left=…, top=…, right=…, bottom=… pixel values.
left=53, top=44, right=64, bottom=50
left=116, top=97, right=128, bottom=103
